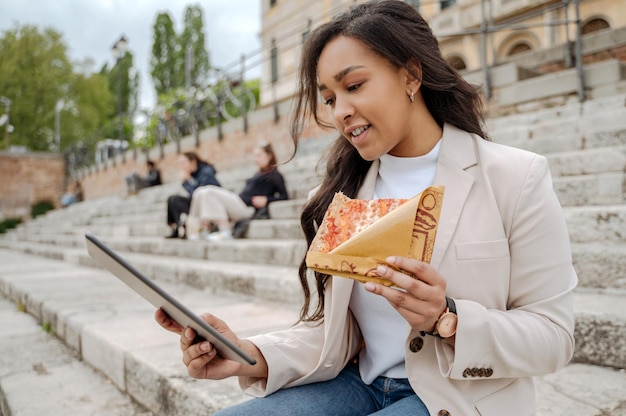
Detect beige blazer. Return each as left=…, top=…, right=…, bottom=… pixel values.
left=241, top=124, right=577, bottom=416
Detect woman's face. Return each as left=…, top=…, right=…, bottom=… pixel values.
left=253, top=147, right=271, bottom=169
left=179, top=155, right=196, bottom=175
left=317, top=36, right=420, bottom=160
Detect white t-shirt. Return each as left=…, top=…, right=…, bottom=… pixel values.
left=349, top=139, right=441, bottom=384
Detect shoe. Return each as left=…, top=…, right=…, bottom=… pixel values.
left=206, top=230, right=233, bottom=241
left=165, top=228, right=179, bottom=239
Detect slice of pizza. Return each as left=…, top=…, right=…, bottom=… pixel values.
left=306, top=186, right=444, bottom=285
left=309, top=192, right=408, bottom=254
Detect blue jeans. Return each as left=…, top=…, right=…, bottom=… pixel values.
left=214, top=363, right=429, bottom=416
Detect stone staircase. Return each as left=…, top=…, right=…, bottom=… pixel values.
left=1, top=93, right=625, bottom=415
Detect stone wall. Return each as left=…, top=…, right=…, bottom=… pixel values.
left=77, top=97, right=333, bottom=200
left=0, top=152, right=65, bottom=219
left=15, top=27, right=626, bottom=205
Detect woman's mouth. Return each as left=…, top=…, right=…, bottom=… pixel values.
left=351, top=125, right=369, bottom=137
left=350, top=125, right=370, bottom=145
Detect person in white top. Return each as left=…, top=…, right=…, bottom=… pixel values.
left=155, top=1, right=577, bottom=415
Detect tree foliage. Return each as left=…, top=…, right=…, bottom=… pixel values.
left=149, top=4, right=211, bottom=97
left=100, top=50, right=139, bottom=143
left=0, top=24, right=115, bottom=152
left=179, top=4, right=211, bottom=88
left=150, top=13, right=178, bottom=96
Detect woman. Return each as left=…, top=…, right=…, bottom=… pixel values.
left=165, top=151, right=220, bottom=239
left=156, top=1, right=577, bottom=414
left=186, top=142, right=288, bottom=240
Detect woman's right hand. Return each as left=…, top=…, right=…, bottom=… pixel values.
left=154, top=308, right=266, bottom=380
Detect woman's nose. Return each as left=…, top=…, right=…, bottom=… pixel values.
left=333, top=97, right=353, bottom=123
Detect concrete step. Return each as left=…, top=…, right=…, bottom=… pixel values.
left=572, top=287, right=626, bottom=369
left=268, top=199, right=306, bottom=220
left=89, top=211, right=166, bottom=226
left=11, top=234, right=308, bottom=268
left=0, top=238, right=624, bottom=370
left=554, top=172, right=626, bottom=207
left=564, top=205, right=626, bottom=243
left=22, top=165, right=626, bottom=246
left=0, top=295, right=151, bottom=416
left=572, top=242, right=626, bottom=291
left=488, top=94, right=626, bottom=154
left=0, top=250, right=624, bottom=416
left=7, top=229, right=626, bottom=292
left=546, top=145, right=626, bottom=177
left=5, top=203, right=626, bottom=291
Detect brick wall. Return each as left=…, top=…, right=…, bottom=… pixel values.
left=0, top=152, right=65, bottom=219
left=77, top=98, right=333, bottom=200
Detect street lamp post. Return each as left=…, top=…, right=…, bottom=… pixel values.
left=0, top=96, right=12, bottom=150
left=111, top=35, right=128, bottom=160
left=54, top=99, right=64, bottom=152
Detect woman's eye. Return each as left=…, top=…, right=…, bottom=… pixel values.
left=347, top=82, right=362, bottom=92
left=323, top=97, right=335, bottom=106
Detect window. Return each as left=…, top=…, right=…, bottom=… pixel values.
left=582, top=18, right=610, bottom=35
left=406, top=0, right=421, bottom=10
left=440, top=0, right=456, bottom=10
left=447, top=55, right=467, bottom=71
left=507, top=42, right=532, bottom=56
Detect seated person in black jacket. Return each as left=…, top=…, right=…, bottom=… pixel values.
left=166, top=151, right=220, bottom=239
left=125, top=160, right=162, bottom=194
left=186, top=142, right=288, bottom=240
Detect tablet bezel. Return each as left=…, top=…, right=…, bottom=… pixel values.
left=84, top=232, right=256, bottom=366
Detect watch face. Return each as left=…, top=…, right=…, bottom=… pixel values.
left=437, top=313, right=458, bottom=338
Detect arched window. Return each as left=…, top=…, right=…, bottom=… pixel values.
left=582, top=18, right=610, bottom=35
left=447, top=55, right=467, bottom=70
left=441, top=0, right=457, bottom=10
left=507, top=42, right=532, bottom=56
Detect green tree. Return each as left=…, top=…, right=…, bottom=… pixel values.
left=150, top=12, right=178, bottom=96
left=0, top=25, right=71, bottom=150
left=150, top=5, right=210, bottom=97
left=100, top=50, right=138, bottom=145
left=63, top=69, right=114, bottom=149
left=0, top=25, right=114, bottom=152
left=178, top=4, right=211, bottom=88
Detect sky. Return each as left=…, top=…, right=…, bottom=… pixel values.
left=0, top=0, right=261, bottom=110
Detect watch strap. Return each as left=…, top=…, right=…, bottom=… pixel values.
left=423, top=296, right=456, bottom=339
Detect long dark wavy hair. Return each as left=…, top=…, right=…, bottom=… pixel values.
left=257, top=142, right=278, bottom=173
left=291, top=0, right=487, bottom=322
left=183, top=151, right=216, bottom=173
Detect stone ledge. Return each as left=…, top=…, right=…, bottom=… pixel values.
left=499, top=60, right=626, bottom=107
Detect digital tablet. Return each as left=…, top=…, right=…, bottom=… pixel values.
left=84, top=232, right=256, bottom=365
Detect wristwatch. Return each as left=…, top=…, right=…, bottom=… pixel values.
left=424, top=296, right=457, bottom=339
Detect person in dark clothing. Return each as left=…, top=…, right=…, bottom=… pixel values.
left=186, top=142, right=288, bottom=240
left=166, top=151, right=220, bottom=239
left=125, top=160, right=162, bottom=194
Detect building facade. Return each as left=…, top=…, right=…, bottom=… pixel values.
left=257, top=0, right=626, bottom=106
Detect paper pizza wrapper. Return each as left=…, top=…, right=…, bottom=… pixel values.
left=306, top=186, right=445, bottom=286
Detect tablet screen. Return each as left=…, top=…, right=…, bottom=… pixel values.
left=85, top=232, right=256, bottom=365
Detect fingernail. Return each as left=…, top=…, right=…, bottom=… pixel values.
left=184, top=328, right=193, bottom=339
left=365, top=282, right=376, bottom=292
left=377, top=265, right=387, bottom=275
left=200, top=342, right=210, bottom=352
left=386, top=256, right=396, bottom=264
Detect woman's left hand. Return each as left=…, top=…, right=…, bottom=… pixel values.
left=251, top=195, right=268, bottom=209
left=365, top=256, right=447, bottom=332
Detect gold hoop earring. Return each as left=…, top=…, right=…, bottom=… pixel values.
left=409, top=91, right=415, bottom=103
